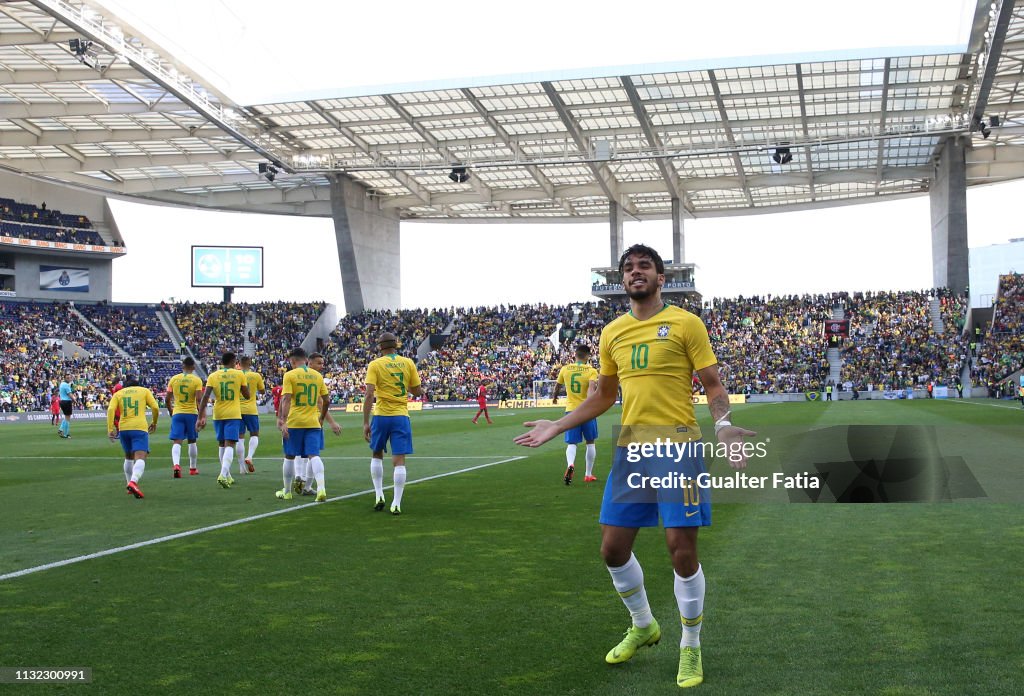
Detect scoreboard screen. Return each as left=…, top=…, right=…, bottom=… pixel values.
left=191, top=246, right=264, bottom=288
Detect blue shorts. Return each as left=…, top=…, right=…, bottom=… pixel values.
left=214, top=419, right=242, bottom=443
left=168, top=413, right=198, bottom=441
left=241, top=414, right=260, bottom=435
left=564, top=415, right=598, bottom=444
left=283, top=428, right=322, bottom=458
left=119, top=430, right=150, bottom=456
left=599, top=443, right=711, bottom=528
left=370, top=415, right=413, bottom=455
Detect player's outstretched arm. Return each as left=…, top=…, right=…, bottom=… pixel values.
left=196, top=386, right=213, bottom=428
left=515, top=374, right=618, bottom=448
left=697, top=364, right=756, bottom=470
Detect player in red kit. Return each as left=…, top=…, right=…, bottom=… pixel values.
left=272, top=384, right=283, bottom=415
left=471, top=379, right=493, bottom=424
left=111, top=378, right=124, bottom=431
left=50, top=394, right=60, bottom=426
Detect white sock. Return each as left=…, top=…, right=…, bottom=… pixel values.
left=171, top=443, right=181, bottom=466
left=218, top=446, right=225, bottom=469
left=565, top=444, right=577, bottom=466
left=310, top=456, right=325, bottom=492
left=392, top=465, right=407, bottom=508
left=296, top=457, right=308, bottom=481
left=131, top=459, right=145, bottom=484
left=247, top=435, right=259, bottom=460
left=123, top=458, right=133, bottom=483
left=188, top=443, right=198, bottom=469
left=585, top=444, right=597, bottom=477
left=282, top=458, right=295, bottom=491
left=220, top=447, right=233, bottom=479
left=607, top=553, right=654, bottom=628
left=370, top=458, right=384, bottom=498
left=674, top=565, right=705, bottom=648
left=236, top=441, right=245, bottom=472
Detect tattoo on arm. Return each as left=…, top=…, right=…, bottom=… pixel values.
left=708, top=393, right=730, bottom=422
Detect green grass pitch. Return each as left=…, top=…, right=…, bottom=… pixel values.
left=1, top=399, right=1022, bottom=694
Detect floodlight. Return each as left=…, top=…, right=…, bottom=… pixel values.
left=448, top=166, right=470, bottom=184
left=772, top=147, right=792, bottom=165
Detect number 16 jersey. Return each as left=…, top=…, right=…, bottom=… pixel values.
left=205, top=367, right=246, bottom=421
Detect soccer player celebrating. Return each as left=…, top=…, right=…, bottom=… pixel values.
left=515, top=244, right=756, bottom=689
left=57, top=375, right=73, bottom=438
left=276, top=348, right=330, bottom=502
left=363, top=332, right=425, bottom=515
left=107, top=374, right=159, bottom=499
left=197, top=352, right=250, bottom=488
left=471, top=378, right=493, bottom=424
left=236, top=355, right=266, bottom=474
left=552, top=344, right=600, bottom=484
left=166, top=357, right=203, bottom=477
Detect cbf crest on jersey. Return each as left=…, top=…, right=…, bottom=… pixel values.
left=657, top=324, right=670, bottom=338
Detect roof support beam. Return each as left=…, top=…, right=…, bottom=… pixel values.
left=620, top=75, right=695, bottom=218
left=0, top=101, right=192, bottom=119
left=1, top=126, right=227, bottom=147
left=459, top=87, right=559, bottom=203
left=380, top=93, right=499, bottom=204
left=708, top=69, right=755, bottom=207
left=540, top=81, right=637, bottom=217
left=873, top=58, right=892, bottom=195
left=306, top=100, right=431, bottom=205
left=11, top=151, right=252, bottom=173
left=0, top=29, right=78, bottom=46
left=0, top=67, right=141, bottom=84
left=971, top=0, right=1019, bottom=129
left=794, top=64, right=816, bottom=200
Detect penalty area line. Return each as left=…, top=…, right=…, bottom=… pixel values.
left=0, top=455, right=527, bottom=582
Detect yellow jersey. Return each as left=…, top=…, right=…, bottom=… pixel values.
left=108, top=385, right=159, bottom=432
left=366, top=353, right=421, bottom=416
left=282, top=366, right=327, bottom=429
left=205, top=367, right=246, bottom=421
left=167, top=372, right=203, bottom=416
left=598, top=304, right=717, bottom=444
left=556, top=362, right=599, bottom=412
left=239, top=370, right=266, bottom=416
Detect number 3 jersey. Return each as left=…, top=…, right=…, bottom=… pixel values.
left=598, top=304, right=717, bottom=444
left=365, top=353, right=421, bottom=417
left=205, top=367, right=246, bottom=421
left=107, top=385, right=159, bottom=432
left=282, top=365, right=328, bottom=428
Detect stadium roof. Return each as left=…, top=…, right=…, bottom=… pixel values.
left=2, top=0, right=1024, bottom=221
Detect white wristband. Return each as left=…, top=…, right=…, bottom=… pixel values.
left=714, top=420, right=732, bottom=435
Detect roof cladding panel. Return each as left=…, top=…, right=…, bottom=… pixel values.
left=1, top=0, right=1021, bottom=220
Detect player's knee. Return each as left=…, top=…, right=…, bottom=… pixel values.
left=668, top=544, right=698, bottom=576
left=600, top=541, right=631, bottom=567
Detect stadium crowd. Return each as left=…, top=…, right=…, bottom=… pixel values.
left=0, top=198, right=105, bottom=246
left=840, top=289, right=968, bottom=390
left=973, top=273, right=1024, bottom=388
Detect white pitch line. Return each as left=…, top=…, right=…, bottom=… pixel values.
left=945, top=399, right=1024, bottom=411
left=0, top=455, right=527, bottom=582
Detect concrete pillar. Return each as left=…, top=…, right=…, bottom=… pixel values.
left=671, top=197, right=685, bottom=264
left=929, top=138, right=969, bottom=293
left=328, top=174, right=401, bottom=312
left=609, top=200, right=624, bottom=266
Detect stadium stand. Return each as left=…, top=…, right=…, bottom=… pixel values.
left=0, top=198, right=105, bottom=246
left=973, top=273, right=1024, bottom=389
left=841, top=289, right=968, bottom=390
left=172, top=301, right=326, bottom=378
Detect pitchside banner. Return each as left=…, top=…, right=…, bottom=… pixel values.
left=39, top=266, right=89, bottom=292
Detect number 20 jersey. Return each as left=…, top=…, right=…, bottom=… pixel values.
left=282, top=366, right=328, bottom=429
left=598, top=304, right=717, bottom=444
